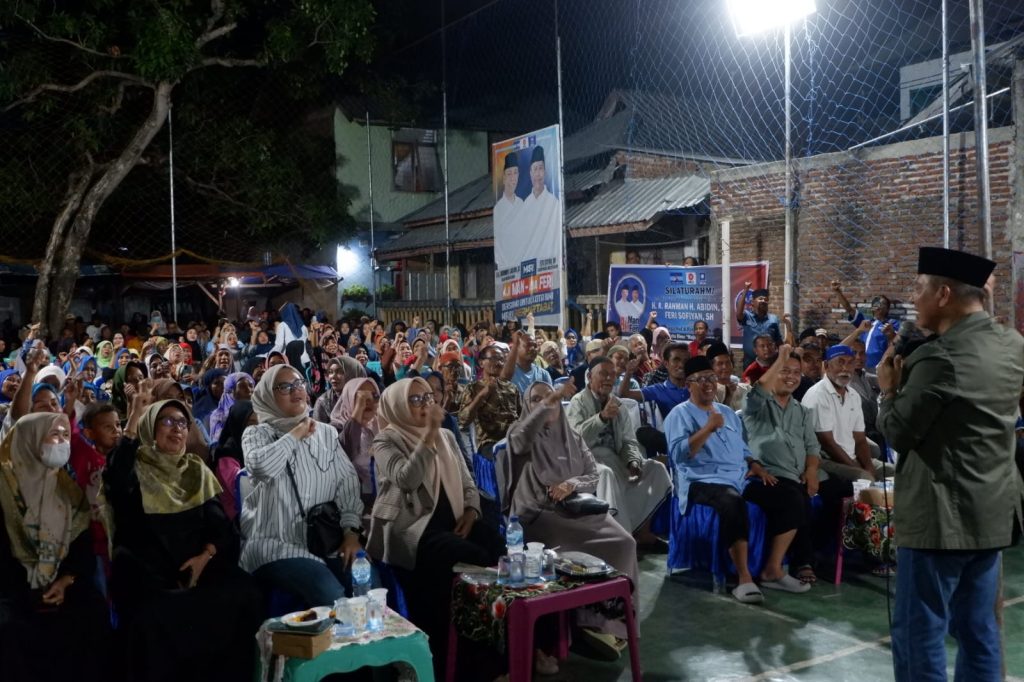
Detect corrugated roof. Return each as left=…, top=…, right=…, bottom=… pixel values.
left=380, top=175, right=709, bottom=256
left=376, top=217, right=493, bottom=257
left=399, top=175, right=495, bottom=225
left=566, top=175, right=710, bottom=230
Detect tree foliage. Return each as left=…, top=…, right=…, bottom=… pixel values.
left=0, top=0, right=377, bottom=333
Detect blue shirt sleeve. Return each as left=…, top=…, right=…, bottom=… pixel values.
left=850, top=310, right=865, bottom=326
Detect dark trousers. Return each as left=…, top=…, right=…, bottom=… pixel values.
left=742, top=478, right=810, bottom=567
left=688, top=482, right=749, bottom=547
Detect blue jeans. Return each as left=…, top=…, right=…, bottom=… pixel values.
left=253, top=557, right=379, bottom=608
left=892, top=546, right=1002, bottom=682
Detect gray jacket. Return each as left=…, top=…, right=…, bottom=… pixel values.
left=367, top=428, right=480, bottom=570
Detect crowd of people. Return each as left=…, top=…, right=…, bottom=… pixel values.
left=0, top=253, right=1021, bottom=682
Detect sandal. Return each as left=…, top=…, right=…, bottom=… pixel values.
left=732, top=582, right=765, bottom=604
left=795, top=566, right=817, bottom=585
left=761, top=574, right=811, bottom=593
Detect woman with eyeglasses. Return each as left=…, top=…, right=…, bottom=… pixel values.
left=368, top=377, right=502, bottom=678
left=240, top=364, right=366, bottom=608
left=103, top=381, right=262, bottom=682
left=312, top=356, right=365, bottom=425
left=0, top=412, right=110, bottom=682
left=330, top=377, right=380, bottom=507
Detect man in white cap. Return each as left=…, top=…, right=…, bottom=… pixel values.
left=878, top=246, right=1024, bottom=682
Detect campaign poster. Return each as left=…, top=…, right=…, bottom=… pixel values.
left=606, top=262, right=770, bottom=345
left=491, top=125, right=563, bottom=327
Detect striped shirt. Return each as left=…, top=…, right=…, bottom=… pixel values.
left=239, top=421, right=363, bottom=572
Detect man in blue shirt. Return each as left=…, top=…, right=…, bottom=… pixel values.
left=832, top=280, right=899, bottom=371
left=502, top=331, right=552, bottom=395
left=735, top=282, right=782, bottom=369
left=618, top=342, right=690, bottom=422
left=664, top=355, right=775, bottom=603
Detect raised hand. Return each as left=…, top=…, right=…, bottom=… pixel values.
left=744, top=281, right=752, bottom=290
left=777, top=343, right=793, bottom=359
left=289, top=417, right=316, bottom=441
left=25, top=348, right=49, bottom=373
left=830, top=280, right=843, bottom=293
left=600, top=397, right=620, bottom=421
left=132, top=378, right=155, bottom=412
left=706, top=410, right=725, bottom=432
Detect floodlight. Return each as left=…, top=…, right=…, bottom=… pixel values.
left=336, top=245, right=360, bottom=278
left=227, top=277, right=240, bottom=288
left=727, top=0, right=815, bottom=36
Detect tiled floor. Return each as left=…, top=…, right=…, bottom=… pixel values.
left=546, top=545, right=1024, bottom=681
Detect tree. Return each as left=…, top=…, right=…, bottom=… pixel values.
left=0, top=0, right=375, bottom=337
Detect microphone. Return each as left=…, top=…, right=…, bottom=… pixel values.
left=893, top=320, right=926, bottom=358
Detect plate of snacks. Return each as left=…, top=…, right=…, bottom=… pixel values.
left=281, top=606, right=332, bottom=630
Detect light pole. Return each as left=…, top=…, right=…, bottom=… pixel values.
left=727, top=0, right=816, bottom=322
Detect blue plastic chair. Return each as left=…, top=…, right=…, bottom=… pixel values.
left=666, top=466, right=767, bottom=592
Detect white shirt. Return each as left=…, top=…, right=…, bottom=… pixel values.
left=493, top=194, right=524, bottom=268
left=800, top=377, right=865, bottom=459
left=239, top=421, right=363, bottom=572
left=272, top=321, right=310, bottom=366
left=614, top=297, right=634, bottom=322
left=519, top=188, right=562, bottom=266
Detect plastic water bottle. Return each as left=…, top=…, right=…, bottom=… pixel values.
left=352, top=550, right=372, bottom=597
left=506, top=515, right=524, bottom=555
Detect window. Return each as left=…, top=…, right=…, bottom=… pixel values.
left=392, top=128, right=442, bottom=193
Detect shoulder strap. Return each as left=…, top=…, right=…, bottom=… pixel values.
left=284, top=462, right=307, bottom=519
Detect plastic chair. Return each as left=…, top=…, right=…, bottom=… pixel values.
left=666, top=467, right=767, bottom=592
left=263, top=626, right=435, bottom=682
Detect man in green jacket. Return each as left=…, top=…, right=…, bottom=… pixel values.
left=878, top=247, right=1024, bottom=682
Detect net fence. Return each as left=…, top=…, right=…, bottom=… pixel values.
left=2, top=0, right=1023, bottom=300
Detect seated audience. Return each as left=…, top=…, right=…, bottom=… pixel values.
left=0, top=412, right=110, bottom=682
left=741, top=334, right=777, bottom=384
left=312, top=356, right=365, bottom=424
left=240, top=364, right=366, bottom=607
left=208, top=371, right=254, bottom=443
left=705, top=342, right=750, bottom=411
left=330, top=376, right=381, bottom=506
left=567, top=357, right=671, bottom=547
left=458, top=344, right=522, bottom=460
left=103, top=386, right=262, bottom=682
left=369, top=377, right=503, bottom=677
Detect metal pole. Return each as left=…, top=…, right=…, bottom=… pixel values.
left=783, top=22, right=794, bottom=320
left=442, top=0, right=452, bottom=326
left=721, top=220, right=732, bottom=349
left=968, top=0, right=992, bottom=260
left=167, top=105, right=178, bottom=324
left=366, top=112, right=376, bottom=314
left=941, top=0, right=951, bottom=248
left=556, top=0, right=568, bottom=331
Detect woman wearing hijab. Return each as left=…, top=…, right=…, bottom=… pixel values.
left=0, top=412, right=110, bottom=682
left=502, top=382, right=638, bottom=655
left=240, top=364, right=366, bottom=608
left=330, top=377, right=380, bottom=506
left=312, top=356, right=365, bottom=424
left=368, top=377, right=502, bottom=674
left=208, top=372, right=254, bottom=443
left=103, top=388, right=262, bottom=682
left=0, top=369, right=20, bottom=421
left=563, top=328, right=585, bottom=370
left=190, top=368, right=227, bottom=430
left=272, top=302, right=310, bottom=368
left=94, top=340, right=115, bottom=370
left=149, top=380, right=211, bottom=463
left=212, top=400, right=255, bottom=466
left=111, top=361, right=147, bottom=420
left=644, top=326, right=673, bottom=387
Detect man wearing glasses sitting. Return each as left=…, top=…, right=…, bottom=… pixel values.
left=458, top=345, right=522, bottom=460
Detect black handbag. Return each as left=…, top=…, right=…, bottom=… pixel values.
left=284, top=462, right=346, bottom=559
left=555, top=492, right=611, bottom=518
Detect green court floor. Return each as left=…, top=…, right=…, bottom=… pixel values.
left=550, top=545, right=1024, bottom=681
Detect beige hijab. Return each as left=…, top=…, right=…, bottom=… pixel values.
left=0, top=412, right=89, bottom=588
left=378, top=378, right=465, bottom=517
left=135, top=400, right=221, bottom=514
left=251, top=364, right=309, bottom=433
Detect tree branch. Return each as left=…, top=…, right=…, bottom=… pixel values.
left=16, top=13, right=118, bottom=59
left=205, top=0, right=226, bottom=32
left=4, top=70, right=154, bottom=112
left=196, top=21, right=237, bottom=48
left=199, top=57, right=266, bottom=69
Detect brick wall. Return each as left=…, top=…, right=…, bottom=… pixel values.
left=712, top=126, right=1017, bottom=332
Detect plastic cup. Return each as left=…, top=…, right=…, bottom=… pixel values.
left=497, top=556, right=511, bottom=585
left=348, top=596, right=368, bottom=633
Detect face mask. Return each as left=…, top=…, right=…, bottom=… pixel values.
left=40, top=441, right=71, bottom=469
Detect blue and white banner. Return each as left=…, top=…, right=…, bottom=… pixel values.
left=606, top=262, right=769, bottom=342
left=491, top=125, right=563, bottom=326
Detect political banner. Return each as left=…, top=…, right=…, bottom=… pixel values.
left=491, top=125, right=564, bottom=327
left=606, top=262, right=770, bottom=344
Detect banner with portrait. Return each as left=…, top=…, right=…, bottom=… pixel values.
left=491, top=125, right=564, bottom=327
left=606, top=262, right=770, bottom=345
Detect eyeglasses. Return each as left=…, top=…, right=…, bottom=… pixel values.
left=273, top=380, right=307, bottom=395
left=686, top=375, right=718, bottom=386
left=363, top=393, right=381, bottom=402
left=158, top=417, right=189, bottom=431
left=407, top=393, right=436, bottom=407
